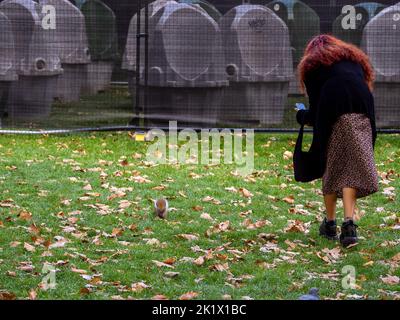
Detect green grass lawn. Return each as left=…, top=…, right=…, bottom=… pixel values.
left=0, top=132, right=399, bottom=300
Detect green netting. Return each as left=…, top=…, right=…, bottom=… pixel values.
left=178, top=0, right=222, bottom=21
left=80, top=0, right=118, bottom=61
left=0, top=0, right=399, bottom=132
left=332, top=2, right=386, bottom=47
left=266, top=0, right=320, bottom=66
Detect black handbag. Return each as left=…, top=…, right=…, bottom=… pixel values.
left=293, top=124, right=323, bottom=183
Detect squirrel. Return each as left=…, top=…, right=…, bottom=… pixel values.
left=154, top=198, right=168, bottom=219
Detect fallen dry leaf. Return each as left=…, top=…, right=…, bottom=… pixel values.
left=283, top=151, right=293, bottom=160
left=200, top=213, right=213, bottom=221
left=152, top=294, right=169, bottom=300
left=282, top=196, right=295, bottom=204
left=0, top=290, right=16, bottom=300
left=210, top=263, right=230, bottom=272
left=131, top=282, right=150, bottom=292
left=163, top=257, right=176, bottom=266
left=18, top=211, right=32, bottom=221
left=284, top=220, right=310, bottom=234
left=28, top=289, right=37, bottom=300
left=391, top=253, right=400, bottom=262
left=381, top=275, right=400, bottom=285
left=164, top=272, right=180, bottom=278
left=202, top=196, right=221, bottom=205
left=177, top=234, right=199, bottom=241
left=179, top=291, right=199, bottom=300
left=193, top=256, right=205, bottom=266
left=24, top=242, right=36, bottom=253
left=239, top=188, right=253, bottom=198
left=152, top=260, right=174, bottom=269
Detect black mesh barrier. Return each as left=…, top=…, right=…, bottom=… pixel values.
left=0, top=0, right=399, bottom=132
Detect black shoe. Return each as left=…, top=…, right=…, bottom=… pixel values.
left=340, top=220, right=358, bottom=247
left=319, top=218, right=338, bottom=240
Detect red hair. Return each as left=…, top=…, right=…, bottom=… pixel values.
left=298, top=34, right=375, bottom=93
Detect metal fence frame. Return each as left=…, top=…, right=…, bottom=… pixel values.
left=0, top=0, right=399, bottom=135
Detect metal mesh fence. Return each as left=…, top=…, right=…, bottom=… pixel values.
left=0, top=0, right=399, bottom=132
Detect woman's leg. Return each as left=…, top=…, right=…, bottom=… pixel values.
left=324, top=193, right=337, bottom=221
left=342, top=188, right=357, bottom=220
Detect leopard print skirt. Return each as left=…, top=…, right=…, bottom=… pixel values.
left=322, top=113, right=379, bottom=199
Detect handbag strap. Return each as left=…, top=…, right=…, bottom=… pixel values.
left=295, top=124, right=305, bottom=153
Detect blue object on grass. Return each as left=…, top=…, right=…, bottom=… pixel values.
left=298, top=288, right=320, bottom=300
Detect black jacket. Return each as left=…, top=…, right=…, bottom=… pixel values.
left=296, top=60, right=377, bottom=179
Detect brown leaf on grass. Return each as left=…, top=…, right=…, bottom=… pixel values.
left=179, top=291, right=199, bottom=300
left=210, top=263, right=229, bottom=272
left=79, top=288, right=92, bottom=295
left=317, top=247, right=342, bottom=264
left=17, top=262, right=34, bottom=272
left=152, top=185, right=167, bottom=191
left=68, top=210, right=82, bottom=216
left=130, top=175, right=152, bottom=184
left=225, top=186, right=238, bottom=193
left=131, top=282, right=150, bottom=292
left=288, top=205, right=312, bottom=216
left=144, top=238, right=160, bottom=246
left=24, top=242, right=36, bottom=253
left=284, top=220, right=310, bottom=234
left=71, top=267, right=88, bottom=274
left=239, top=188, right=253, bottom=198
left=152, top=260, right=174, bottom=269
left=152, top=294, right=169, bottom=300
left=129, top=224, right=138, bottom=231
left=242, top=219, right=272, bottom=230
left=193, top=256, right=205, bottom=266
left=28, top=289, right=37, bottom=300
left=258, top=233, right=278, bottom=241
left=202, top=196, right=221, bottom=205
left=18, top=211, right=32, bottom=221
left=163, top=257, right=176, bottom=266
left=282, top=196, right=295, bottom=204
left=0, top=199, right=15, bottom=208
left=67, top=217, right=79, bottom=224
left=206, top=221, right=230, bottom=237
left=0, top=291, right=16, bottom=300
left=120, top=159, right=129, bottom=166
left=200, top=213, right=213, bottom=221
left=363, top=261, right=374, bottom=267
left=164, top=272, right=180, bottom=278
left=260, top=242, right=280, bottom=253
left=381, top=275, right=400, bottom=285
left=29, top=223, right=40, bottom=235
left=192, top=205, right=203, bottom=212
left=238, top=210, right=252, bottom=218
left=111, top=228, right=124, bottom=237
left=175, top=190, right=187, bottom=199
left=177, top=234, right=199, bottom=241
left=283, top=151, right=293, bottom=160
left=189, top=172, right=203, bottom=179
left=48, top=236, right=68, bottom=249
left=256, top=260, right=277, bottom=269
left=10, top=241, right=21, bottom=248
left=61, top=199, right=71, bottom=206
left=391, top=253, right=400, bottom=262
left=6, top=271, right=16, bottom=277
